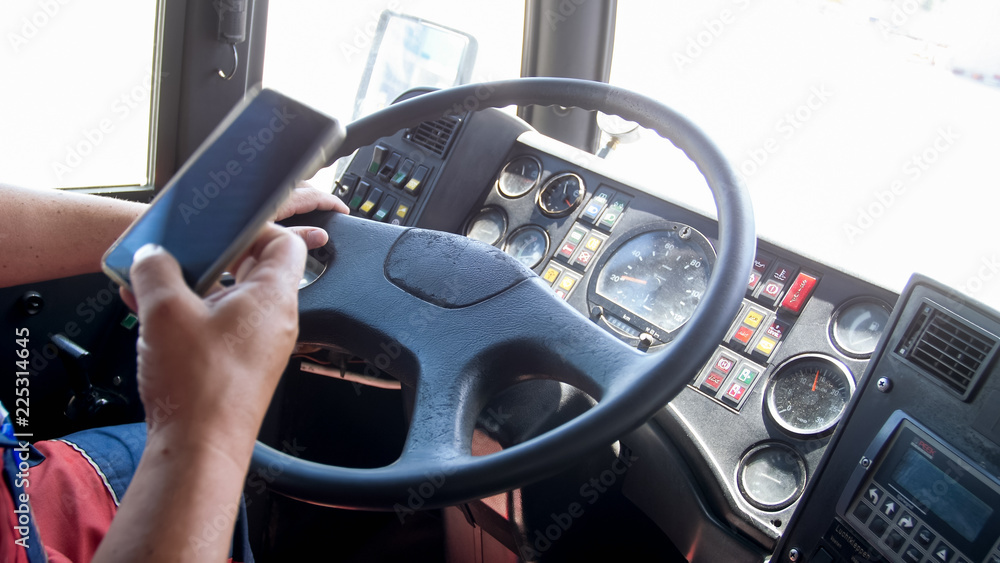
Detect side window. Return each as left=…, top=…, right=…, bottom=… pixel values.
left=0, top=1, right=158, bottom=190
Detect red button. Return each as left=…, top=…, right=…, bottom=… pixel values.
left=558, top=242, right=576, bottom=259
left=702, top=372, right=725, bottom=392
left=715, top=356, right=736, bottom=374
left=765, top=319, right=789, bottom=340
left=780, top=272, right=819, bottom=314
left=748, top=271, right=762, bottom=291
left=762, top=281, right=782, bottom=298
left=725, top=382, right=747, bottom=402
left=733, top=326, right=754, bottom=344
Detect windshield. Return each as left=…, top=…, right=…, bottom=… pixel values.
left=266, top=1, right=999, bottom=308
left=609, top=0, right=1000, bottom=308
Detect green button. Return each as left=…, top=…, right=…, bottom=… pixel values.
left=736, top=367, right=758, bottom=385
left=121, top=313, right=138, bottom=330
left=568, top=226, right=587, bottom=244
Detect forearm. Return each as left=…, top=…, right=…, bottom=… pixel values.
left=0, top=184, right=145, bottom=288
left=92, top=426, right=257, bottom=562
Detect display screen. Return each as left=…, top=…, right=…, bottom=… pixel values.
left=891, top=448, right=993, bottom=542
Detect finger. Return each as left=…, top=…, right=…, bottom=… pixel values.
left=119, top=286, right=138, bottom=313
left=287, top=226, right=329, bottom=249
left=234, top=255, right=258, bottom=284
left=274, top=186, right=349, bottom=221
left=128, top=244, right=199, bottom=319
left=238, top=225, right=308, bottom=290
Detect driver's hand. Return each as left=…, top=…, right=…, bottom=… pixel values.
left=119, top=224, right=305, bottom=446
left=275, top=183, right=349, bottom=250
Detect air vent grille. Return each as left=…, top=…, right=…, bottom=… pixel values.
left=406, top=115, right=461, bottom=157
left=896, top=303, right=997, bottom=399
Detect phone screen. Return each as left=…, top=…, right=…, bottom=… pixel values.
left=103, top=89, right=343, bottom=293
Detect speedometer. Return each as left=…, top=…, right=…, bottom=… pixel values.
left=591, top=225, right=715, bottom=341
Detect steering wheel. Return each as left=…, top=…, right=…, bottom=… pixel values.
left=253, top=78, right=755, bottom=510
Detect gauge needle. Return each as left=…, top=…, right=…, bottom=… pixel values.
left=811, top=369, right=820, bottom=392
left=621, top=275, right=647, bottom=284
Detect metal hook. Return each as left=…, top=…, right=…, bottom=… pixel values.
left=217, top=43, right=238, bottom=80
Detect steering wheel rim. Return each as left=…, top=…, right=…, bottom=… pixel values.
left=253, top=77, right=755, bottom=510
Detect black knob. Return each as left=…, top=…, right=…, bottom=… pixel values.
left=20, top=291, right=44, bottom=315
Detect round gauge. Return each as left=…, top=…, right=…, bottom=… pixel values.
left=737, top=442, right=807, bottom=511
left=299, top=251, right=327, bottom=289
left=830, top=298, right=892, bottom=358
left=464, top=207, right=507, bottom=246
left=765, top=354, right=856, bottom=438
left=503, top=225, right=549, bottom=269
left=497, top=155, right=542, bottom=198
left=537, top=173, right=585, bottom=217
left=592, top=225, right=715, bottom=339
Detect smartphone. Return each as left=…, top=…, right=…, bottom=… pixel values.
left=102, top=88, right=344, bottom=295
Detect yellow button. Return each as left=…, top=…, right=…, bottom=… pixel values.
left=405, top=178, right=421, bottom=192
left=360, top=201, right=375, bottom=213
left=558, top=276, right=576, bottom=291
left=585, top=236, right=603, bottom=252
left=743, top=310, right=765, bottom=328
left=395, top=204, right=409, bottom=219
left=755, top=336, right=776, bottom=356
left=543, top=267, right=561, bottom=283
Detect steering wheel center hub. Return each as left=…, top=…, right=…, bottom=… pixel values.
left=385, top=228, right=532, bottom=308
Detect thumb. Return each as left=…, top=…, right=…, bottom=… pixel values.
left=127, top=244, right=197, bottom=317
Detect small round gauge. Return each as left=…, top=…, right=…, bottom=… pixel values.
left=497, top=155, right=542, bottom=198
left=765, top=354, right=856, bottom=438
left=737, top=442, right=807, bottom=511
left=464, top=207, right=507, bottom=246
left=830, top=298, right=892, bottom=358
left=537, top=173, right=585, bottom=217
left=504, top=225, right=549, bottom=269
left=299, top=251, right=327, bottom=289
left=592, top=225, right=715, bottom=338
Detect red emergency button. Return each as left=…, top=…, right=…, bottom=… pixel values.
left=780, top=272, right=819, bottom=314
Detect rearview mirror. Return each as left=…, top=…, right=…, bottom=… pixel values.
left=353, top=11, right=478, bottom=120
